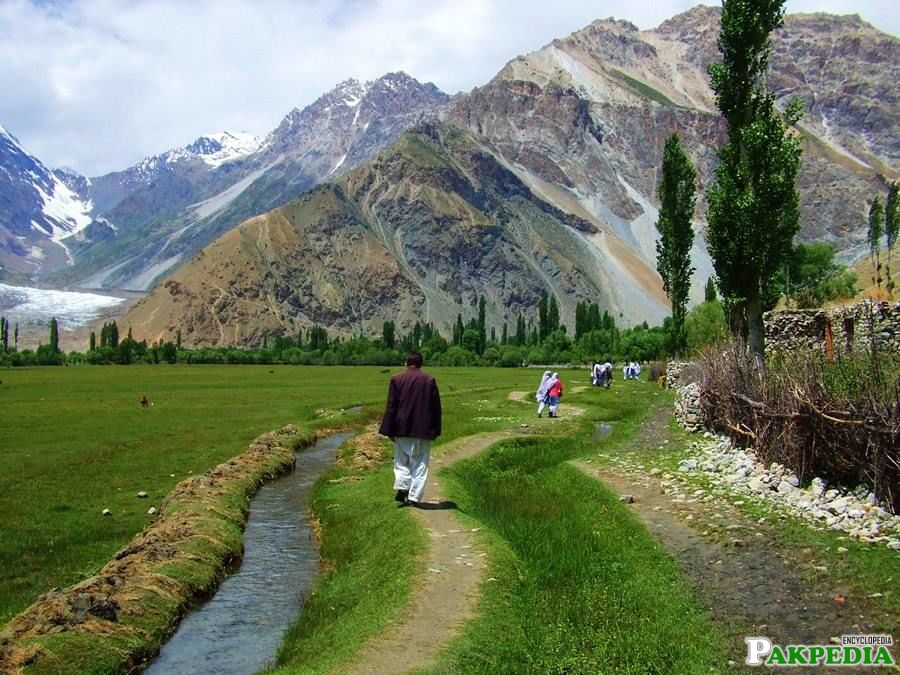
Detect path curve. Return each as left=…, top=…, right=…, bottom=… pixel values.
left=337, top=432, right=511, bottom=675
left=506, top=390, right=585, bottom=417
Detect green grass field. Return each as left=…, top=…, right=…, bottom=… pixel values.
left=0, top=364, right=539, bottom=625
left=2, top=367, right=738, bottom=674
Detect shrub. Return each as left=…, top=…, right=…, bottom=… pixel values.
left=696, top=344, right=899, bottom=511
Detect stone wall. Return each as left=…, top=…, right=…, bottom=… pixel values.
left=765, top=300, right=900, bottom=354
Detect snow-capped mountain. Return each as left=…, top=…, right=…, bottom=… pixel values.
left=126, top=130, right=263, bottom=184
left=49, top=71, right=449, bottom=291
left=0, top=125, right=93, bottom=276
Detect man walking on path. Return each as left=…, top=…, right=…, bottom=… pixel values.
left=379, top=351, right=442, bottom=507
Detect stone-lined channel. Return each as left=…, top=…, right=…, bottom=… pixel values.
left=146, top=431, right=354, bottom=675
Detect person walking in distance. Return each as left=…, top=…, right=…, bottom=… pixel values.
left=536, top=370, right=552, bottom=417
left=379, top=351, right=442, bottom=507
left=547, top=372, right=563, bottom=418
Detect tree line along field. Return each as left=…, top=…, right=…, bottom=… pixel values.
left=0, top=364, right=543, bottom=625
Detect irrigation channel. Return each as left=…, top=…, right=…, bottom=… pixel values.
left=146, top=431, right=354, bottom=675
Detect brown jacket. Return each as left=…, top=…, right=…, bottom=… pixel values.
left=378, top=367, right=442, bottom=440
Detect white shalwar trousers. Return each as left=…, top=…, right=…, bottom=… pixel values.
left=393, top=437, right=431, bottom=503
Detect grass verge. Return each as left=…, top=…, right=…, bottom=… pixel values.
left=269, top=458, right=425, bottom=674
left=425, top=388, right=729, bottom=673
left=595, top=416, right=900, bottom=628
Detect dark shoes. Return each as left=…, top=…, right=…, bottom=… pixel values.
left=394, top=489, right=409, bottom=503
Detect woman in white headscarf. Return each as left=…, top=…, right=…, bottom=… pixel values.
left=536, top=370, right=552, bottom=417
left=546, top=372, right=562, bottom=417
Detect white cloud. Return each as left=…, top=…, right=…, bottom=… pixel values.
left=1, top=0, right=896, bottom=176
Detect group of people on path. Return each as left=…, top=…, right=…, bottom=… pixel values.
left=535, top=371, right=563, bottom=418
left=591, top=361, right=613, bottom=388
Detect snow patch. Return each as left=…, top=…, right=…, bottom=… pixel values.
left=189, top=159, right=280, bottom=220
left=125, top=255, right=183, bottom=291
left=35, top=175, right=93, bottom=243
left=197, top=131, right=263, bottom=168
left=329, top=153, right=348, bottom=176
left=0, top=283, right=125, bottom=329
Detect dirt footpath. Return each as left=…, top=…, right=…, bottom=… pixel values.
left=574, top=404, right=895, bottom=671
left=337, top=432, right=511, bottom=675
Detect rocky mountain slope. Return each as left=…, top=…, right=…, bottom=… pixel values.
left=122, top=121, right=669, bottom=345
left=0, top=72, right=449, bottom=290
left=121, top=6, right=898, bottom=345
left=0, top=125, right=93, bottom=277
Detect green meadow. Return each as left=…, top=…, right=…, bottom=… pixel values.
left=2, top=365, right=734, bottom=673
left=0, top=364, right=539, bottom=625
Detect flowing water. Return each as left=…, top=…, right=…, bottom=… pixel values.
left=146, top=431, right=354, bottom=675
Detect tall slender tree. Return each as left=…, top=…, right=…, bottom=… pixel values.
left=477, top=295, right=487, bottom=354
left=538, top=293, right=549, bottom=340
left=869, top=196, right=885, bottom=291
left=655, top=132, right=697, bottom=356
left=884, top=182, right=899, bottom=293
left=704, top=277, right=718, bottom=303
left=1, top=316, right=7, bottom=352
left=89, top=331, right=96, bottom=351
left=706, top=0, right=803, bottom=357
left=547, top=296, right=560, bottom=335
left=49, top=318, right=59, bottom=354
left=382, top=320, right=396, bottom=349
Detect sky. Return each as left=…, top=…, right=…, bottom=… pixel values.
left=1, top=0, right=897, bottom=177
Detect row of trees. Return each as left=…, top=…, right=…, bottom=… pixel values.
left=0, top=316, right=19, bottom=353
left=5, top=304, right=730, bottom=368
left=867, top=182, right=900, bottom=292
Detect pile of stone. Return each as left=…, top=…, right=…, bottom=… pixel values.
left=677, top=434, right=900, bottom=550
left=674, top=382, right=704, bottom=431
left=665, top=361, right=691, bottom=389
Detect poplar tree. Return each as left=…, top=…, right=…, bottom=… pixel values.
left=574, top=302, right=586, bottom=340
left=704, top=277, right=718, bottom=303
left=477, top=295, right=487, bottom=354
left=538, top=293, right=549, bottom=340
left=885, top=182, right=899, bottom=293
left=869, top=196, right=884, bottom=291
left=655, top=132, right=697, bottom=356
left=1, top=316, right=7, bottom=352
left=706, top=0, right=803, bottom=357
left=547, top=296, right=560, bottom=335
left=89, top=331, right=96, bottom=351
left=49, top=318, right=59, bottom=353
left=382, top=320, right=395, bottom=349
